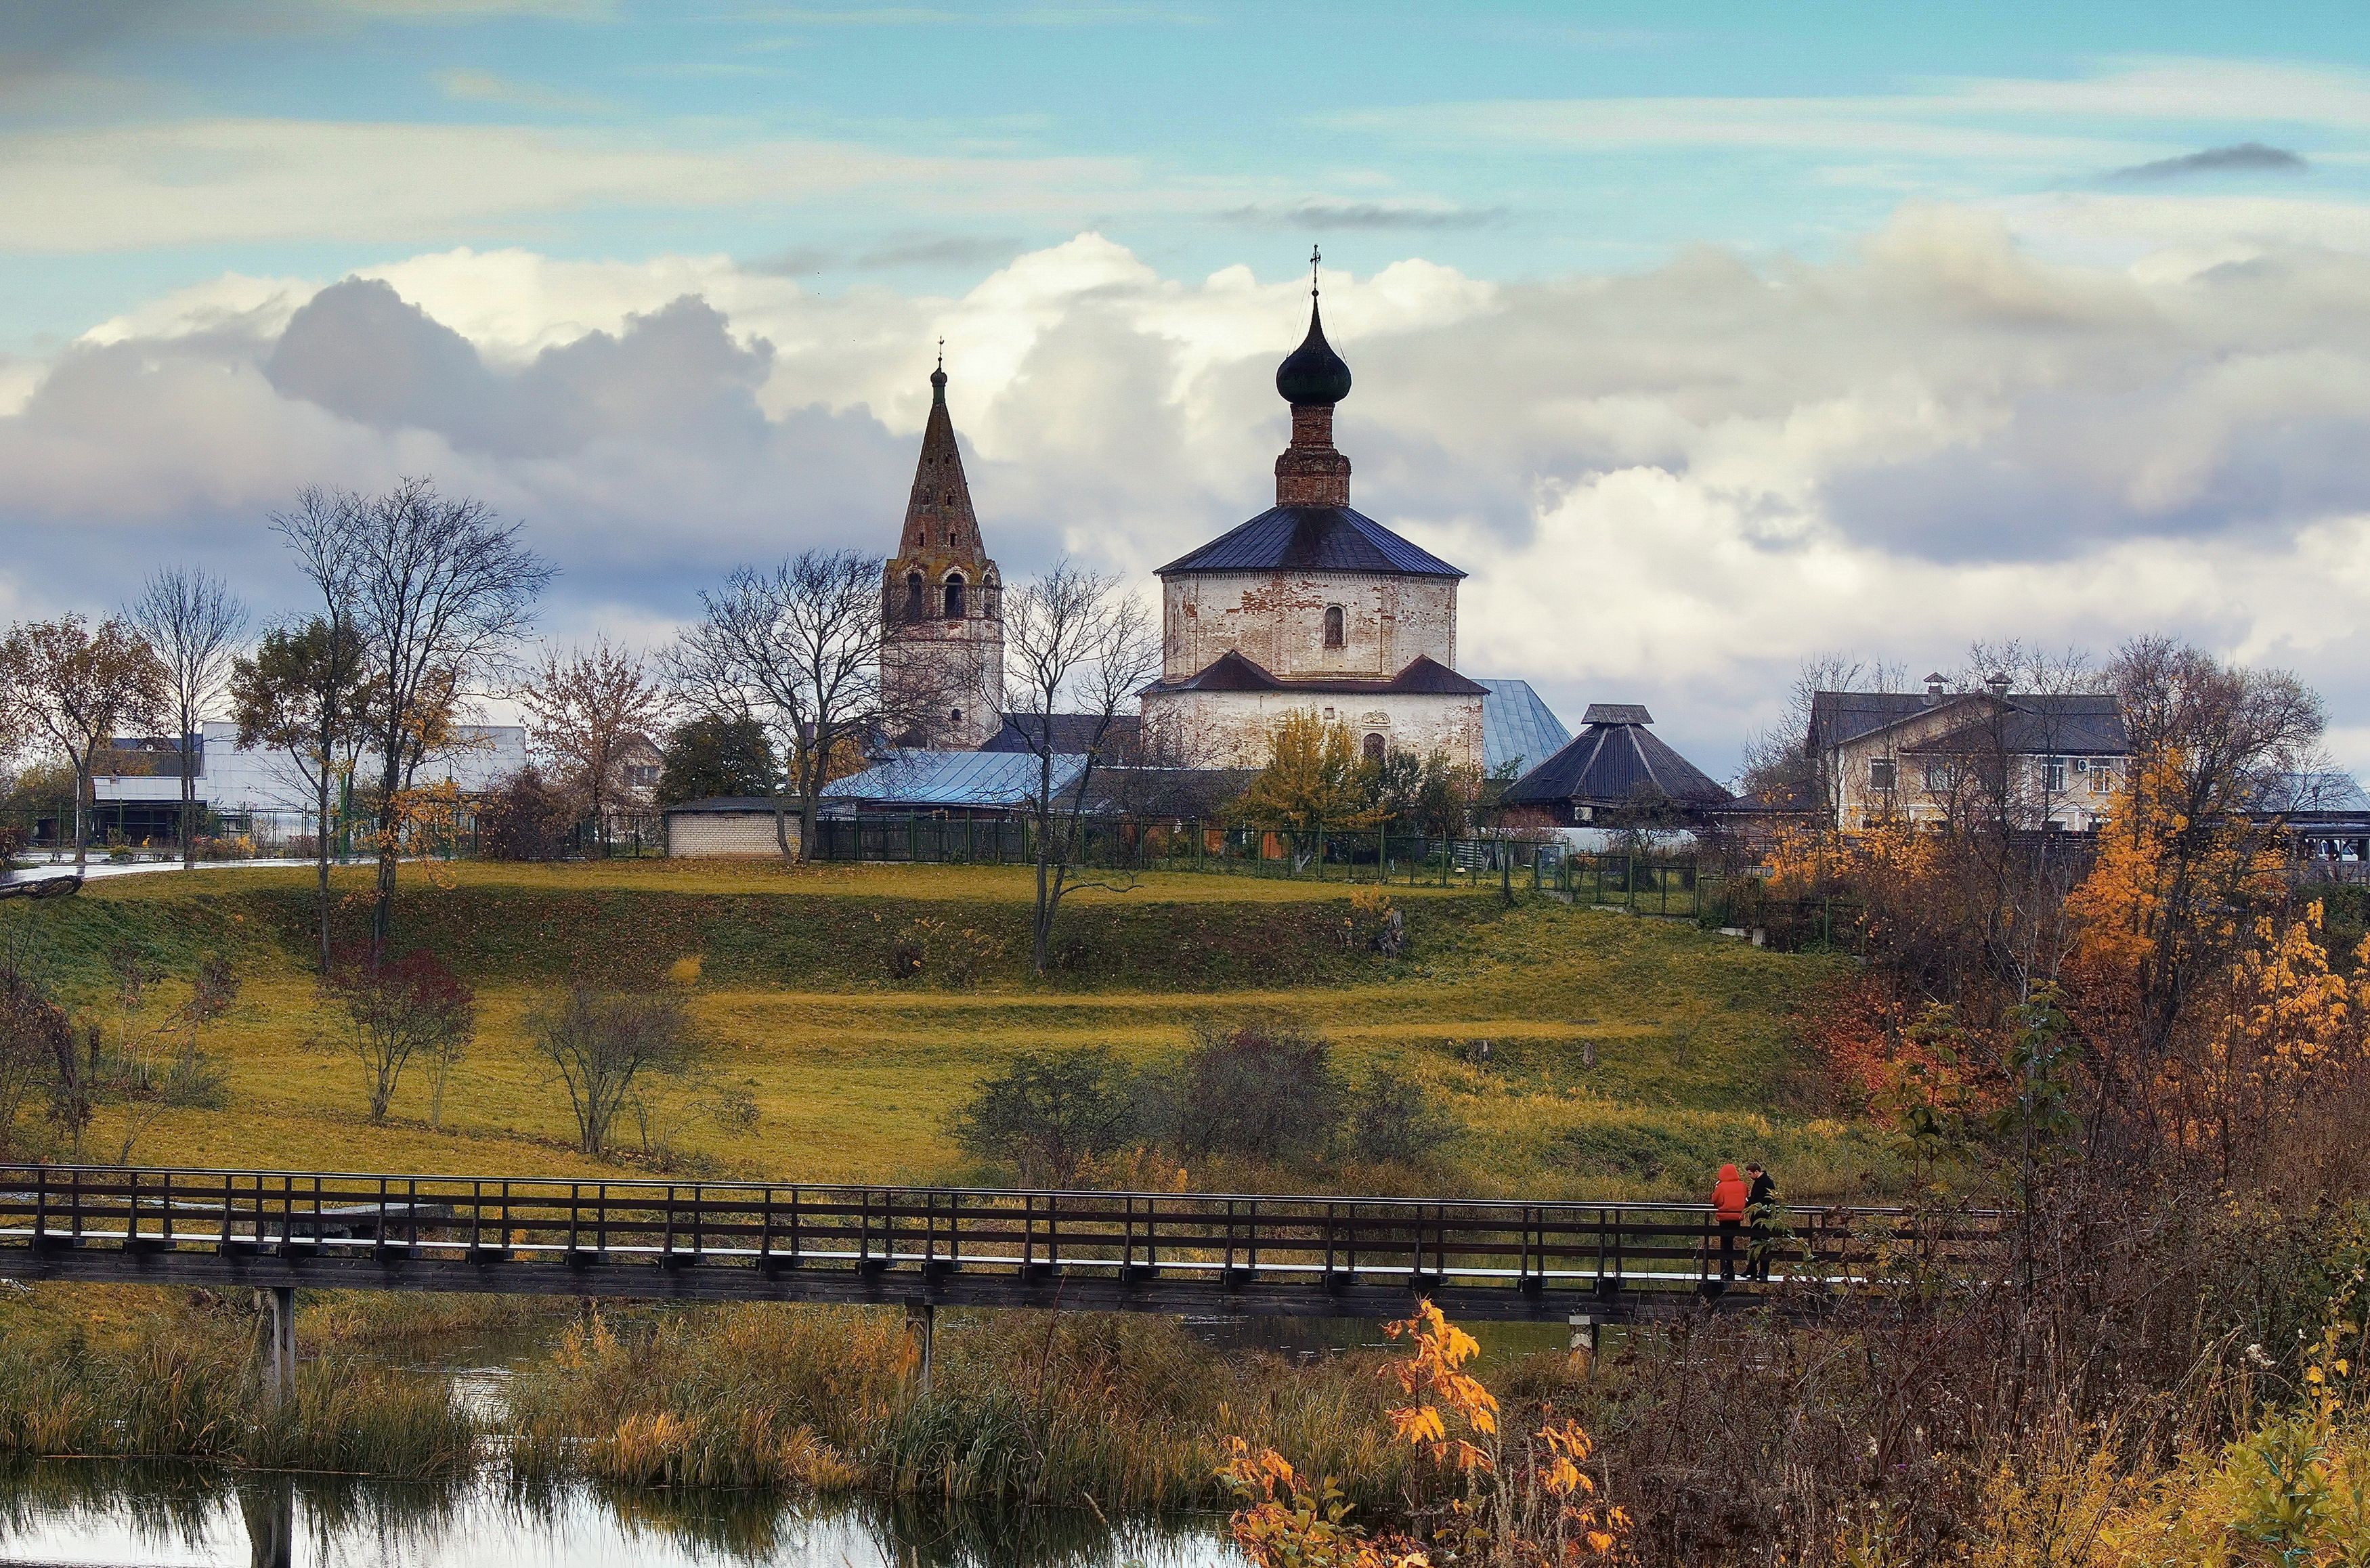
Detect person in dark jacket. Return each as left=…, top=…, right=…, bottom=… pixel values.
left=1744, top=1162, right=1778, bottom=1282
left=1710, top=1163, right=1749, bottom=1283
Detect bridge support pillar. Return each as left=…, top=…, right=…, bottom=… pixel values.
left=903, top=1299, right=934, bottom=1395
left=254, top=1286, right=295, bottom=1409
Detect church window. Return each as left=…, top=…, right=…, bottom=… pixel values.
left=905, top=571, right=924, bottom=619
left=984, top=580, right=1000, bottom=618
left=950, top=708, right=962, bottom=726
left=944, top=575, right=966, bottom=619
left=1362, top=732, right=1385, bottom=764
left=1323, top=605, right=1345, bottom=649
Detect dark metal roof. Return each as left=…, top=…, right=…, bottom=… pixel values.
left=1155, top=506, right=1464, bottom=579
left=1503, top=718, right=1733, bottom=810
left=978, top=712, right=1142, bottom=758
left=1808, top=691, right=2128, bottom=756
left=1140, top=649, right=1488, bottom=699
left=1582, top=703, right=1651, bottom=726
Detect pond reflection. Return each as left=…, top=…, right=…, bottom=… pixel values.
left=0, top=1462, right=1238, bottom=1567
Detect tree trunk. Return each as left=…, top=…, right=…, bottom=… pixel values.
left=314, top=771, right=335, bottom=972
left=181, top=740, right=198, bottom=871
left=72, top=762, right=89, bottom=876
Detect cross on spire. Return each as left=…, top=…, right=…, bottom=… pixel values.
left=1309, top=244, right=1321, bottom=297
left=936, top=335, right=945, bottom=370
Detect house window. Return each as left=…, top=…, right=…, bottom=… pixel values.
left=1363, top=732, right=1385, bottom=764
left=2043, top=756, right=2068, bottom=793
left=2090, top=760, right=2117, bottom=795
left=944, top=575, right=966, bottom=618
left=1924, top=762, right=1953, bottom=793
left=1868, top=758, right=1896, bottom=791
left=1324, top=605, right=1345, bottom=649
left=905, top=571, right=924, bottom=618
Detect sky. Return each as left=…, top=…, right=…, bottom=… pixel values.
left=11, top=0, right=2370, bottom=777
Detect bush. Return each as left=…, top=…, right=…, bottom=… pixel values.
left=1162, top=1020, right=1343, bottom=1164
left=475, top=766, right=578, bottom=861
left=950, top=1048, right=1140, bottom=1186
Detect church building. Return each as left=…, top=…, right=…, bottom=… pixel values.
left=1138, top=276, right=1487, bottom=769
left=880, top=356, right=1004, bottom=749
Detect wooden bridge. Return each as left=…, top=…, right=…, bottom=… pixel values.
left=0, top=1164, right=1991, bottom=1326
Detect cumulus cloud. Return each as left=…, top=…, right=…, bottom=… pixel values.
left=11, top=216, right=2370, bottom=775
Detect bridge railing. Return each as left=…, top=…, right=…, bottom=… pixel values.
left=0, top=1166, right=2004, bottom=1299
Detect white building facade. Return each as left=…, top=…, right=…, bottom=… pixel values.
left=1138, top=290, right=1485, bottom=769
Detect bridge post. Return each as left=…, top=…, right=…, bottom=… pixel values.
left=253, top=1286, right=296, bottom=1409
left=903, top=1299, right=934, bottom=1394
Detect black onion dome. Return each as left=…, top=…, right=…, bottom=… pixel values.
left=1275, top=299, right=1352, bottom=406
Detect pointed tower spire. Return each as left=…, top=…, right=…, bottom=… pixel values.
left=902, top=354, right=981, bottom=558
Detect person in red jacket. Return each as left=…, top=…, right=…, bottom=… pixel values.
left=1710, top=1162, right=1750, bottom=1284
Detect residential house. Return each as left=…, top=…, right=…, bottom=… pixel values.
left=1810, top=674, right=2128, bottom=833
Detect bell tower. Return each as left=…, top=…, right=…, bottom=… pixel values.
left=882, top=351, right=1004, bottom=748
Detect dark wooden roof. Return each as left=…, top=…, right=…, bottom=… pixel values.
left=1503, top=718, right=1732, bottom=810
left=1156, top=505, right=1463, bottom=579
left=1140, top=649, right=1488, bottom=699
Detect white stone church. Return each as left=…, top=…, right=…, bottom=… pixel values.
left=872, top=281, right=1566, bottom=785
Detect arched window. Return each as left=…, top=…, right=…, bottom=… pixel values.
left=983, top=577, right=1001, bottom=619
left=1324, top=605, right=1345, bottom=649
left=950, top=708, right=963, bottom=726
left=905, top=571, right=924, bottom=619
left=944, top=574, right=966, bottom=619
left=1362, top=732, right=1385, bottom=764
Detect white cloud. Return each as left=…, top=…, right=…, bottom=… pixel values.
left=12, top=214, right=2370, bottom=777
left=0, top=118, right=1141, bottom=251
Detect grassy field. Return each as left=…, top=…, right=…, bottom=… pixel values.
left=0, top=858, right=1876, bottom=1201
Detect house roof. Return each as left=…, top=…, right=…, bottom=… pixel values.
left=664, top=796, right=788, bottom=815
left=977, top=712, right=1142, bottom=758
left=1476, top=678, right=1573, bottom=777
left=1503, top=713, right=1733, bottom=810
left=822, top=749, right=1084, bottom=809
left=1582, top=703, right=1652, bottom=726
left=1139, top=649, right=1488, bottom=699
left=1809, top=690, right=2127, bottom=757
left=1155, top=505, right=1463, bottom=579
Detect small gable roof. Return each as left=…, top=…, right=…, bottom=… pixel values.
left=978, top=712, right=1141, bottom=758
left=1157, top=505, right=1463, bottom=580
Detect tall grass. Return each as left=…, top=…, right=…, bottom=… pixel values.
left=502, top=1301, right=1442, bottom=1515
left=0, top=1297, right=473, bottom=1478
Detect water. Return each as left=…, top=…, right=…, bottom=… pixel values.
left=0, top=1464, right=1239, bottom=1568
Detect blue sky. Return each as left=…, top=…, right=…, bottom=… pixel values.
left=13, top=1, right=2370, bottom=349
left=13, top=1, right=2370, bottom=775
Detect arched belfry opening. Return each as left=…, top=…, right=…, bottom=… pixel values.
left=944, top=574, right=966, bottom=619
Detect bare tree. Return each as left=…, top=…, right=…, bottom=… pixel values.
left=530, top=985, right=702, bottom=1156
left=230, top=617, right=372, bottom=970
left=127, top=568, right=248, bottom=871
left=0, top=617, right=169, bottom=874
left=1003, top=563, right=1159, bottom=977
left=671, top=549, right=966, bottom=862
left=517, top=638, right=672, bottom=853
left=278, top=480, right=553, bottom=944
left=1738, top=651, right=1908, bottom=806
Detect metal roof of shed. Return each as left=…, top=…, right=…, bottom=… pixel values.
left=1475, top=679, right=1572, bottom=777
